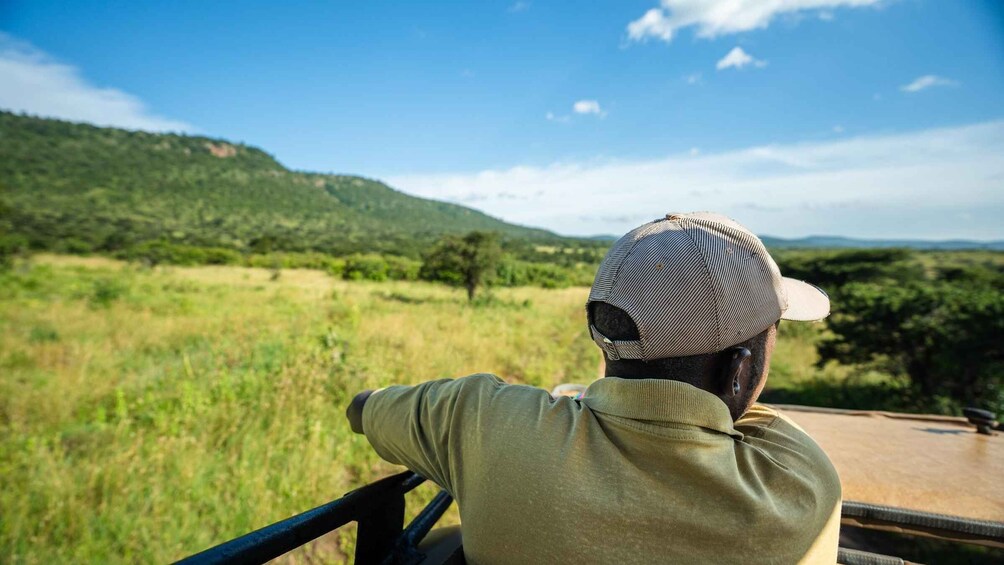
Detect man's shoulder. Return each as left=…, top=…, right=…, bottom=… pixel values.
left=737, top=404, right=842, bottom=496
left=737, top=403, right=816, bottom=441
left=451, top=373, right=542, bottom=398
left=426, top=373, right=556, bottom=414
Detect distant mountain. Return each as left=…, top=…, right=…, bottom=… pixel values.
left=586, top=233, right=1003, bottom=251
left=758, top=235, right=1004, bottom=251
left=0, top=112, right=582, bottom=258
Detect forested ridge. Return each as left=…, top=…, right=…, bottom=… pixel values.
left=0, top=111, right=578, bottom=258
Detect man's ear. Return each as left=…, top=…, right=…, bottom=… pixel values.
left=720, top=346, right=752, bottom=398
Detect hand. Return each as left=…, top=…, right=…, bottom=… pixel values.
left=346, top=390, right=374, bottom=434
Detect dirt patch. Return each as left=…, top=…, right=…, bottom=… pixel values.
left=205, top=142, right=237, bottom=158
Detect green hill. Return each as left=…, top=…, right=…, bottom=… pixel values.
left=758, top=235, right=1004, bottom=251
left=0, top=111, right=574, bottom=258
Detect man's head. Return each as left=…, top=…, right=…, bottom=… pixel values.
left=591, top=301, right=777, bottom=420
left=586, top=212, right=829, bottom=420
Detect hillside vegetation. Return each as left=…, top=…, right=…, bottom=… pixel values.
left=0, top=112, right=587, bottom=258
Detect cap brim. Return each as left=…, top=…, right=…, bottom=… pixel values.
left=781, top=278, right=830, bottom=322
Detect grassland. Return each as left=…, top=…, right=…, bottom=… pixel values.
left=2, top=255, right=851, bottom=563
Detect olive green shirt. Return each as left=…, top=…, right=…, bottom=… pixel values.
left=363, top=374, right=842, bottom=564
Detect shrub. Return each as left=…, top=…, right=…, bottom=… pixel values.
left=384, top=255, right=421, bottom=281
left=246, top=252, right=345, bottom=272
left=118, top=242, right=242, bottom=267
left=0, top=234, right=29, bottom=270
left=90, top=278, right=127, bottom=308
left=343, top=254, right=389, bottom=281
left=819, top=281, right=1004, bottom=414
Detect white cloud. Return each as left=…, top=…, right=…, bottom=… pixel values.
left=832, top=125, right=844, bottom=133
left=508, top=1, right=531, bottom=13
left=386, top=121, right=1004, bottom=240
left=684, top=72, right=702, bottom=85
left=716, top=47, right=765, bottom=70
left=545, top=111, right=571, bottom=123
left=627, top=0, right=883, bottom=43
left=573, top=99, right=605, bottom=116
left=0, top=33, right=193, bottom=132
left=900, top=74, right=959, bottom=93
left=627, top=8, right=676, bottom=42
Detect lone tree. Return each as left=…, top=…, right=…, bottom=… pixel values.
left=420, top=231, right=502, bottom=302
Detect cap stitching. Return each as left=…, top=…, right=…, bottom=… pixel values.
left=602, top=222, right=664, bottom=360
left=689, top=214, right=783, bottom=344
left=678, top=218, right=723, bottom=352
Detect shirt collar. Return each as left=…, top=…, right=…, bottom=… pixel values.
left=579, top=377, right=742, bottom=439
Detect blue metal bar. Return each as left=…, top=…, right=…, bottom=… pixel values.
left=175, top=471, right=423, bottom=565
left=401, top=490, right=454, bottom=548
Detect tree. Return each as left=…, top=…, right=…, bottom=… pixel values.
left=420, top=231, right=502, bottom=301
left=773, top=248, right=920, bottom=291
left=0, top=196, right=28, bottom=270
left=818, top=281, right=1004, bottom=413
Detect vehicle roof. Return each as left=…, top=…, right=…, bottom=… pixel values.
left=777, top=405, right=1003, bottom=525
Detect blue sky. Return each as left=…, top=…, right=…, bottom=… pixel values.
left=1, top=1, right=1003, bottom=239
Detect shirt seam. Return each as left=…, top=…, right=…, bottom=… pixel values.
left=740, top=414, right=782, bottom=439
left=597, top=411, right=738, bottom=441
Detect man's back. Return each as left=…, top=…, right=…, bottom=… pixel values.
left=363, top=373, right=842, bottom=564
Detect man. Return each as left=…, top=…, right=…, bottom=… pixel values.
left=347, top=212, right=842, bottom=564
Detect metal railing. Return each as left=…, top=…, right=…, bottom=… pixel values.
left=174, top=471, right=453, bottom=565
left=176, top=475, right=1004, bottom=564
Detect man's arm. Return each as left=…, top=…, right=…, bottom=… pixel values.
left=345, top=389, right=374, bottom=434
left=345, top=374, right=508, bottom=493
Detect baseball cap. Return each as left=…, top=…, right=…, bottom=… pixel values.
left=587, top=212, right=829, bottom=361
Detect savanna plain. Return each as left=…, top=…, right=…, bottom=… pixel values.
left=0, top=253, right=983, bottom=563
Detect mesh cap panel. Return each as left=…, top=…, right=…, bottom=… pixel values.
left=587, top=212, right=820, bottom=361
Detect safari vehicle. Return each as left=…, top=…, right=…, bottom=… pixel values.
left=177, top=405, right=1003, bottom=565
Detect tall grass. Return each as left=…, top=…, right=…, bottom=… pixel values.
left=1, top=255, right=843, bottom=563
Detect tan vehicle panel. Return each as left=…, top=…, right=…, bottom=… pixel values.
left=777, top=406, right=1003, bottom=524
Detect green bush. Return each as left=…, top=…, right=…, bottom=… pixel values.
left=496, top=259, right=574, bottom=289
left=117, top=241, right=241, bottom=267
left=90, top=278, right=128, bottom=308
left=29, top=324, right=60, bottom=343
left=341, top=254, right=417, bottom=282
left=343, top=254, right=389, bottom=281
left=202, top=247, right=243, bottom=265
left=384, top=255, right=421, bottom=281
left=820, top=281, right=1004, bottom=414
left=0, top=234, right=29, bottom=270
left=246, top=252, right=345, bottom=272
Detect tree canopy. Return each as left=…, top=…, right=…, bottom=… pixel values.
left=420, top=232, right=503, bottom=301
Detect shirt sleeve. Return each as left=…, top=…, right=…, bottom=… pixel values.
left=737, top=404, right=843, bottom=563
left=361, top=373, right=507, bottom=494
